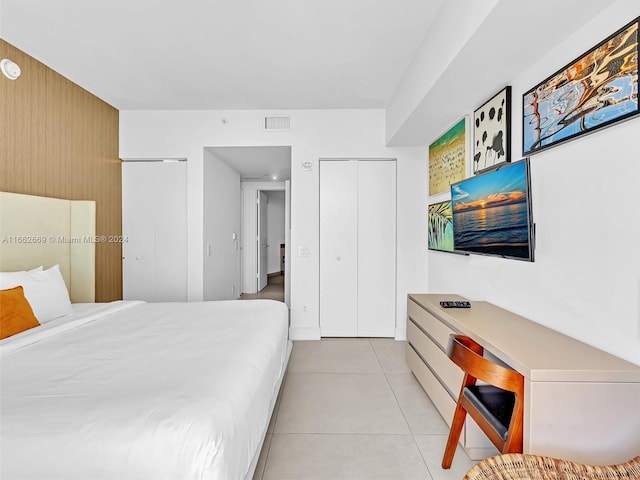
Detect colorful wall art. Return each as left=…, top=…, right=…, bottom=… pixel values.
left=523, top=17, right=639, bottom=155
left=428, top=200, right=453, bottom=252
left=474, top=86, right=511, bottom=174
left=451, top=159, right=534, bottom=261
left=429, top=118, right=467, bottom=195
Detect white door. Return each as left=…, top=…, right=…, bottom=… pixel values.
left=357, top=160, right=396, bottom=337
left=122, top=163, right=156, bottom=301
left=320, top=160, right=358, bottom=336
left=319, top=159, right=396, bottom=337
left=257, top=191, right=268, bottom=291
left=122, top=161, right=187, bottom=302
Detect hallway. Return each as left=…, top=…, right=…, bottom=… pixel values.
left=240, top=273, right=284, bottom=303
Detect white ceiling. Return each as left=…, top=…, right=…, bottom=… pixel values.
left=0, top=0, right=444, bottom=110
left=207, top=146, right=291, bottom=181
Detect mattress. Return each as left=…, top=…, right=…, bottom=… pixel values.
left=0, top=299, right=290, bottom=480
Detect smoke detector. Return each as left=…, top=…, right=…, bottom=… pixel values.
left=1, top=59, right=21, bottom=80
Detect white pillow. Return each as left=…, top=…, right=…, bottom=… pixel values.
left=0, top=266, right=43, bottom=290
left=0, top=265, right=73, bottom=322
left=0, top=266, right=43, bottom=277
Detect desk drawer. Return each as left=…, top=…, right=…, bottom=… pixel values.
left=406, top=345, right=456, bottom=426
left=406, top=337, right=496, bottom=459
left=407, top=320, right=463, bottom=397
left=408, top=299, right=456, bottom=350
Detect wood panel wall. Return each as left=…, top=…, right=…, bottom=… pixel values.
left=0, top=39, right=122, bottom=301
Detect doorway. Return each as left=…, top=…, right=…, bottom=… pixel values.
left=240, top=180, right=290, bottom=306
left=205, top=145, right=291, bottom=308
left=253, top=189, right=286, bottom=302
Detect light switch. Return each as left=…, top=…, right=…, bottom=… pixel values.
left=298, top=246, right=310, bottom=257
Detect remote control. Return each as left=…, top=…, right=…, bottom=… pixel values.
left=440, top=301, right=471, bottom=308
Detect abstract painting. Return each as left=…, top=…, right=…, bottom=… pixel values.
left=523, top=17, right=639, bottom=155
left=428, top=200, right=453, bottom=252
left=474, top=86, right=511, bottom=174
left=429, top=117, right=467, bottom=196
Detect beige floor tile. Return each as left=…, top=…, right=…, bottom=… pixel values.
left=263, top=433, right=430, bottom=480
left=240, top=274, right=284, bottom=302
left=288, top=339, right=383, bottom=373
left=414, top=434, right=479, bottom=480
left=274, top=373, right=410, bottom=434
left=252, top=433, right=272, bottom=480
left=386, top=373, right=450, bottom=435
left=267, top=374, right=287, bottom=434
left=369, top=338, right=412, bottom=373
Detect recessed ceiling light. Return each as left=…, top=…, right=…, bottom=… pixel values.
left=272, top=175, right=278, bottom=180
left=1, top=59, right=21, bottom=80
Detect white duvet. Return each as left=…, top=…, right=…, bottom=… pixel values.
left=0, top=299, right=290, bottom=480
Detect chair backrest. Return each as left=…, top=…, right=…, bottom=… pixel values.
left=447, top=335, right=524, bottom=394
left=442, top=334, right=525, bottom=468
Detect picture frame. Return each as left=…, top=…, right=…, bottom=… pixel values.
left=429, top=117, right=468, bottom=196
left=473, top=86, right=511, bottom=174
left=523, top=16, right=639, bottom=156
left=428, top=200, right=454, bottom=253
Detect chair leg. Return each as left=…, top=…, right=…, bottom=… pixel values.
left=442, top=402, right=467, bottom=469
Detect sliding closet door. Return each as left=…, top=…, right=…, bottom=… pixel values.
left=319, top=160, right=358, bottom=336
left=319, top=159, right=396, bottom=337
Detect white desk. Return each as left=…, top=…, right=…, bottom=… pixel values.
left=407, top=293, right=640, bottom=464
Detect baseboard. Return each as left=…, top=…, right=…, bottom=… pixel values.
left=395, top=326, right=407, bottom=341
left=289, top=326, right=321, bottom=340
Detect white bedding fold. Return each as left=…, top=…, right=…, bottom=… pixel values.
left=0, top=299, right=290, bottom=480
left=0, top=300, right=143, bottom=357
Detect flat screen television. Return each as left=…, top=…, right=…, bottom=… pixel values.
left=450, top=158, right=535, bottom=261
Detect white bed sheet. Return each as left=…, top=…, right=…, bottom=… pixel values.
left=0, top=301, right=140, bottom=355
left=0, top=299, right=290, bottom=480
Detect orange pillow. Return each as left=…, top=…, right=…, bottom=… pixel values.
left=0, top=286, right=41, bottom=340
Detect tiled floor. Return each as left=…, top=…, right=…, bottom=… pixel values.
left=253, top=338, right=479, bottom=480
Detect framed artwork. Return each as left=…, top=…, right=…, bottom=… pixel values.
left=428, top=200, right=453, bottom=252
left=473, top=86, right=511, bottom=174
left=523, top=16, right=639, bottom=155
left=429, top=117, right=468, bottom=196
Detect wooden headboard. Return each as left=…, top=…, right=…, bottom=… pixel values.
left=0, top=192, right=96, bottom=302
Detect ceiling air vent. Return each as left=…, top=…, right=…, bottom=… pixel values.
left=264, top=116, right=291, bottom=131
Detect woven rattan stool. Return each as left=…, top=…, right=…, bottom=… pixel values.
left=463, top=453, right=640, bottom=480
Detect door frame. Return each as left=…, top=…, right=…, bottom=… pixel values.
left=257, top=190, right=269, bottom=291
left=240, top=181, right=290, bottom=307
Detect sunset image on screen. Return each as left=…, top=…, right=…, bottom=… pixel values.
left=451, top=160, right=532, bottom=260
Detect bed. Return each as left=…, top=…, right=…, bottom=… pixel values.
left=0, top=192, right=292, bottom=480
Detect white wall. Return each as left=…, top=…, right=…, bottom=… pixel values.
left=118, top=1, right=639, bottom=362
left=427, top=0, right=640, bottom=365
left=120, top=110, right=428, bottom=339
left=203, top=149, right=241, bottom=300
left=266, top=191, right=285, bottom=274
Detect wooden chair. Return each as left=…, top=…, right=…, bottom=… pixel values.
left=442, top=335, right=524, bottom=469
